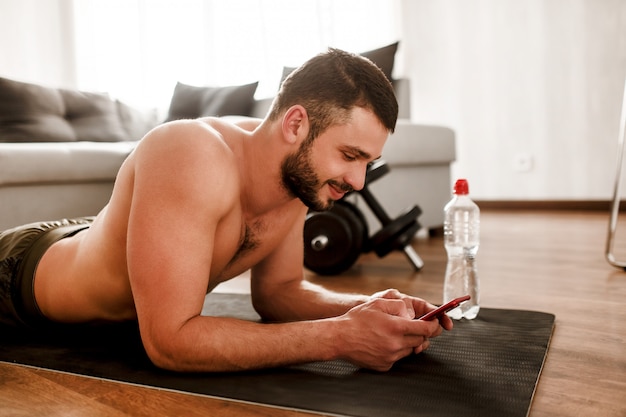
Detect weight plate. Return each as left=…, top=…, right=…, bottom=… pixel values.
left=303, top=202, right=367, bottom=275
left=335, top=200, right=369, bottom=245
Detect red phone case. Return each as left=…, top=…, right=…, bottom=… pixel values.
left=418, top=295, right=471, bottom=321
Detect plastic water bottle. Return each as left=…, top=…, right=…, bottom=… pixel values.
left=443, top=179, right=480, bottom=319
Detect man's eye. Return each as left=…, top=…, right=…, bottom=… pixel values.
left=343, top=153, right=357, bottom=161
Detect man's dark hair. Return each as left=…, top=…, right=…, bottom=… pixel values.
left=268, top=48, right=398, bottom=140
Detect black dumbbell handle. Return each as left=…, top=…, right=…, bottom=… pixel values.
left=361, top=189, right=423, bottom=270
left=365, top=159, right=390, bottom=184
left=358, top=187, right=392, bottom=225
left=355, top=160, right=424, bottom=271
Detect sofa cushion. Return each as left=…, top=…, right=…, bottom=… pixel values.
left=280, top=41, right=400, bottom=86
left=165, top=81, right=259, bottom=121
left=0, top=141, right=137, bottom=186
left=0, top=77, right=129, bottom=143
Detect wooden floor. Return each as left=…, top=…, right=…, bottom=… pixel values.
left=1, top=210, right=625, bottom=416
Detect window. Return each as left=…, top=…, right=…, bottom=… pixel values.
left=72, top=0, right=401, bottom=110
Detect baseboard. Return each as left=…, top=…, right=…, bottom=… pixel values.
left=422, top=200, right=621, bottom=238
left=474, top=200, right=626, bottom=212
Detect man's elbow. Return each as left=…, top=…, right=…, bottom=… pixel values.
left=141, top=334, right=187, bottom=371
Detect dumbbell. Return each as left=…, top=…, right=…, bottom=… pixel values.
left=303, top=160, right=424, bottom=275
left=359, top=160, right=424, bottom=270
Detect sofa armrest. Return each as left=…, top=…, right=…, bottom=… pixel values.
left=392, top=78, right=411, bottom=120
left=384, top=121, right=456, bottom=166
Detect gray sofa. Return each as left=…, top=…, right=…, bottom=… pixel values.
left=0, top=75, right=158, bottom=231
left=0, top=76, right=455, bottom=233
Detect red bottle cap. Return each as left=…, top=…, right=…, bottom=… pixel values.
left=454, top=179, right=469, bottom=195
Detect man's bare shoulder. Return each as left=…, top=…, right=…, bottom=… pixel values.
left=130, top=119, right=242, bottom=207
left=136, top=119, right=234, bottom=159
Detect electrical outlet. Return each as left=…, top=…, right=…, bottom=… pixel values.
left=513, top=153, right=534, bottom=172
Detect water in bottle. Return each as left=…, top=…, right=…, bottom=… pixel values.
left=443, top=179, right=480, bottom=319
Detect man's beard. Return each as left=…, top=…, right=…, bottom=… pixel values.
left=280, top=141, right=353, bottom=212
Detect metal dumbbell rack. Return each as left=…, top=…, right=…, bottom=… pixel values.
left=303, top=159, right=424, bottom=275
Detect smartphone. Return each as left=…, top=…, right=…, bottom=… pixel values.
left=417, top=295, right=471, bottom=321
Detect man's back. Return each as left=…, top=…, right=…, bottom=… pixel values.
left=33, top=118, right=298, bottom=323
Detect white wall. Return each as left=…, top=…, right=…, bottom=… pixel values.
left=400, top=0, right=626, bottom=200
left=0, top=0, right=76, bottom=88
left=2, top=0, right=625, bottom=201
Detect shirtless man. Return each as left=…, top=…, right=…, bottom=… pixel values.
left=0, top=49, right=452, bottom=372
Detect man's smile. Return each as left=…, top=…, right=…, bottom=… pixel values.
left=327, top=181, right=353, bottom=200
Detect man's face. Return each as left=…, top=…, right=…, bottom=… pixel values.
left=280, top=107, right=388, bottom=212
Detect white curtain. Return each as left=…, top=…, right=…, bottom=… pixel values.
left=72, top=0, right=401, bottom=110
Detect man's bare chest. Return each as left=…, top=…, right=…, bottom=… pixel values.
left=212, top=209, right=302, bottom=282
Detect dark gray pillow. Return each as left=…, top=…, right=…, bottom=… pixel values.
left=0, top=77, right=74, bottom=142
left=279, top=41, right=400, bottom=87
left=165, top=81, right=259, bottom=122
left=59, top=89, right=127, bottom=142
left=0, top=77, right=128, bottom=143
left=360, top=41, right=399, bottom=82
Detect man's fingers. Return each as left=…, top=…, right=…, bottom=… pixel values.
left=414, top=338, right=431, bottom=354
left=370, top=297, right=413, bottom=318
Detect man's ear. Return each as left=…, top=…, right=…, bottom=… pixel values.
left=282, top=105, right=309, bottom=145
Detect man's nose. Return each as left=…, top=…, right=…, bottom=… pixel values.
left=345, top=165, right=368, bottom=192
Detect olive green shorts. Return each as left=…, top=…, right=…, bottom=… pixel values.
left=0, top=218, right=93, bottom=329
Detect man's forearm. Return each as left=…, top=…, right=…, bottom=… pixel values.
left=252, top=279, right=369, bottom=322
left=143, top=315, right=340, bottom=372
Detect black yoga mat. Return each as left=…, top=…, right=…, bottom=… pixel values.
left=0, top=293, right=555, bottom=417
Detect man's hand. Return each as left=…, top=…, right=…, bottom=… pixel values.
left=370, top=288, right=454, bottom=330
left=333, top=295, right=452, bottom=372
